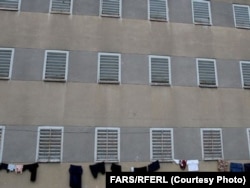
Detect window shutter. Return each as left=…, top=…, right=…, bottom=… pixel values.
left=149, top=0, right=168, bottom=21
left=99, top=53, right=120, bottom=83
left=51, top=0, right=72, bottom=14
left=96, top=128, right=119, bottom=162
left=0, top=127, right=4, bottom=162
left=0, top=49, right=13, bottom=79
left=37, top=127, right=63, bottom=162
left=150, top=56, right=170, bottom=85
left=202, top=129, right=223, bottom=160
left=0, top=0, right=19, bottom=10
left=198, top=59, right=217, bottom=87
left=151, top=129, right=173, bottom=161
left=44, top=51, right=68, bottom=82
left=233, top=5, right=250, bottom=29
left=241, top=62, right=250, bottom=88
left=193, top=0, right=211, bottom=25
left=101, top=0, right=121, bottom=17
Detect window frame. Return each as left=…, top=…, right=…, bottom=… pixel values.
left=36, top=126, right=64, bottom=163
left=97, top=52, right=121, bottom=84
left=0, top=48, right=14, bottom=80
left=196, top=58, right=218, bottom=88
left=246, top=128, right=250, bottom=159
left=233, top=4, right=250, bottom=29
left=49, top=0, right=73, bottom=14
left=192, top=0, right=212, bottom=25
left=43, top=50, right=69, bottom=82
left=94, top=127, right=120, bottom=163
left=148, top=0, right=169, bottom=22
left=149, top=55, right=171, bottom=86
left=0, top=0, right=21, bottom=11
left=0, top=126, right=5, bottom=163
left=100, top=0, right=122, bottom=18
left=150, top=128, right=174, bottom=162
left=201, top=128, right=224, bottom=161
left=240, top=61, right=250, bottom=89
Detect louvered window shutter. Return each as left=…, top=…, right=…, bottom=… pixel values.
left=202, top=129, right=223, bottom=160
left=0, top=127, right=4, bottom=162
left=0, top=0, right=19, bottom=10
left=233, top=5, right=250, bottom=29
left=193, top=0, right=211, bottom=25
left=96, top=128, right=119, bottom=162
left=149, top=0, right=168, bottom=21
left=44, top=51, right=68, bottom=82
left=241, top=62, right=250, bottom=88
left=99, top=53, right=120, bottom=83
left=38, top=127, right=63, bottom=162
left=151, top=129, right=173, bottom=161
left=198, top=59, right=217, bottom=87
left=150, top=56, right=170, bottom=85
left=51, top=0, right=72, bottom=14
left=101, top=0, right=121, bottom=17
left=0, top=49, right=13, bottom=79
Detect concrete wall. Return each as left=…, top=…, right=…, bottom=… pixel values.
left=1, top=0, right=250, bottom=187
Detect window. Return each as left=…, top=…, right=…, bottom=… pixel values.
left=150, top=128, right=174, bottom=162
left=247, top=128, right=250, bottom=158
left=43, top=50, right=69, bottom=82
left=100, top=0, right=121, bottom=17
left=0, top=0, right=21, bottom=10
left=149, top=55, right=171, bottom=85
left=98, top=53, right=121, bottom=84
left=0, top=126, right=5, bottom=162
left=95, top=127, right=120, bottom=162
left=50, top=0, right=73, bottom=14
left=148, top=0, right=168, bottom=21
left=36, top=126, right=64, bottom=163
left=192, top=0, right=212, bottom=25
left=233, top=4, right=250, bottom=29
left=196, top=58, right=217, bottom=87
left=201, top=128, right=223, bottom=160
left=0, top=48, right=14, bottom=80
left=240, top=61, right=250, bottom=89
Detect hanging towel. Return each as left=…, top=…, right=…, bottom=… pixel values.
left=69, top=165, right=83, bottom=188
left=230, top=162, right=244, bottom=172
left=7, top=164, right=16, bottom=172
left=148, top=160, right=160, bottom=172
left=23, top=163, right=39, bottom=182
left=217, top=160, right=228, bottom=172
left=89, top=162, right=105, bottom=179
left=186, top=160, right=199, bottom=171
left=15, top=164, right=24, bottom=174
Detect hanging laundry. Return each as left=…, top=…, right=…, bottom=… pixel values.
left=0, top=163, right=9, bottom=172
left=7, top=164, right=16, bottom=172
left=23, top=162, right=39, bottom=182
left=244, top=163, right=250, bottom=172
left=15, top=164, right=24, bottom=174
left=230, top=162, right=244, bottom=172
left=179, top=160, right=187, bottom=170
left=89, top=162, right=105, bottom=179
left=186, top=160, right=199, bottom=171
left=111, top=163, right=122, bottom=173
left=147, top=160, right=160, bottom=172
left=217, top=160, right=228, bottom=172
left=69, top=164, right=83, bottom=188
left=133, top=166, right=148, bottom=173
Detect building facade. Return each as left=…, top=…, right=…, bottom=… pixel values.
left=0, top=0, right=250, bottom=187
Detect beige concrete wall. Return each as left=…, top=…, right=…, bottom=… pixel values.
left=0, top=12, right=250, bottom=61
left=0, top=81, right=249, bottom=128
